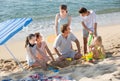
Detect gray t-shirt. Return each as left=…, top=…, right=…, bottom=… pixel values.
left=53, top=33, right=77, bottom=55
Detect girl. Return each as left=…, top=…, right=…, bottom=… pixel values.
left=35, top=32, right=55, bottom=62
left=25, top=34, right=47, bottom=69
left=89, top=36, right=106, bottom=59
left=55, top=4, right=71, bottom=36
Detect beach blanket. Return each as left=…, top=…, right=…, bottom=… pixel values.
left=2, top=73, right=75, bottom=81
left=21, top=73, right=75, bottom=81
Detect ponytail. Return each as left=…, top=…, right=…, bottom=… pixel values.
left=25, top=34, right=35, bottom=48
left=25, top=36, right=29, bottom=48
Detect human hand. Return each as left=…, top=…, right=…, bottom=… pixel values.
left=59, top=55, right=65, bottom=61
left=89, top=30, right=93, bottom=35
left=33, top=56, right=39, bottom=61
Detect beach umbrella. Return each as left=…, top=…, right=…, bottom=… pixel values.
left=0, top=18, right=32, bottom=71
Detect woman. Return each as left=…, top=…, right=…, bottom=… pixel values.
left=25, top=34, right=47, bottom=69
left=35, top=32, right=55, bottom=62
left=55, top=4, right=71, bottom=36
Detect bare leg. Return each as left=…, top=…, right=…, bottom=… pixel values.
left=83, top=37, right=88, bottom=54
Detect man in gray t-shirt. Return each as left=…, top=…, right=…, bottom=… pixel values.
left=53, top=24, right=82, bottom=60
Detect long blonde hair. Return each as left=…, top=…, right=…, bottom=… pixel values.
left=95, top=36, right=102, bottom=45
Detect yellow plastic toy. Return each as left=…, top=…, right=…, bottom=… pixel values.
left=86, top=52, right=93, bottom=61
left=82, top=52, right=93, bottom=61
left=66, top=58, right=72, bottom=61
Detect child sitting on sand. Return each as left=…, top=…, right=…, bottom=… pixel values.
left=35, top=32, right=55, bottom=62
left=25, top=34, right=47, bottom=70
left=89, top=36, right=106, bottom=59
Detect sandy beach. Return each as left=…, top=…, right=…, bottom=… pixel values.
left=0, top=24, right=120, bottom=81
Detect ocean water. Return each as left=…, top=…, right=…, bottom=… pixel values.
left=0, top=0, right=120, bottom=40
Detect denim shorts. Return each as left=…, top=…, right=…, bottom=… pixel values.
left=83, top=29, right=95, bottom=38
left=83, top=29, right=89, bottom=38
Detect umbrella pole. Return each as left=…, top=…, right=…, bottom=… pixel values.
left=4, top=44, right=25, bottom=71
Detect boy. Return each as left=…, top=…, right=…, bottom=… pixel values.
left=79, top=7, right=97, bottom=54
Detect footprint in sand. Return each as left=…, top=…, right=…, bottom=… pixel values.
left=113, top=72, right=120, bottom=80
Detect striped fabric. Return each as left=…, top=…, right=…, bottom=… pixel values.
left=0, top=18, right=32, bottom=45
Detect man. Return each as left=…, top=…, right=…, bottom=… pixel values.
left=53, top=24, right=81, bottom=60
left=79, top=7, right=97, bottom=54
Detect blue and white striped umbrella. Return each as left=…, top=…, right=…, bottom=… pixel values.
left=0, top=18, right=32, bottom=45
left=0, top=18, right=32, bottom=71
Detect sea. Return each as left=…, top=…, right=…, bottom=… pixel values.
left=0, top=0, right=120, bottom=40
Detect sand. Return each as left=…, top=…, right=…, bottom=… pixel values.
left=0, top=24, right=120, bottom=81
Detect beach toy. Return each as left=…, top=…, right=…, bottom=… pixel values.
left=85, top=52, right=93, bottom=61
left=66, top=58, right=72, bottom=61
left=87, top=34, right=93, bottom=46
left=82, top=52, right=93, bottom=61
left=81, top=55, right=86, bottom=60
left=47, top=34, right=56, bottom=43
